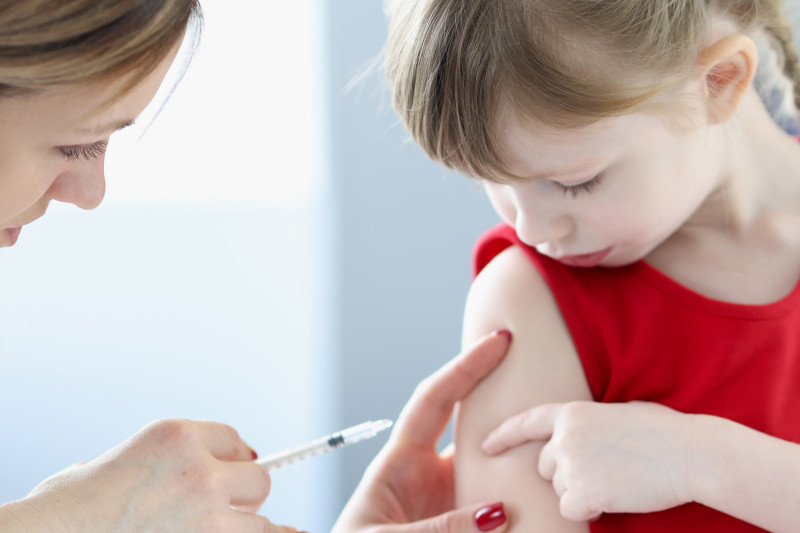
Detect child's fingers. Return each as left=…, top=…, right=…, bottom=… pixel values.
left=538, top=438, right=557, bottom=481
left=482, top=403, right=565, bottom=455
left=559, top=488, right=602, bottom=523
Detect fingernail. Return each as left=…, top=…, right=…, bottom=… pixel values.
left=475, top=502, right=506, bottom=531
left=492, top=329, right=513, bottom=343
left=249, top=447, right=258, bottom=460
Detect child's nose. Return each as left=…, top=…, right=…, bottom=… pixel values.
left=513, top=208, right=573, bottom=248
left=46, top=163, right=107, bottom=210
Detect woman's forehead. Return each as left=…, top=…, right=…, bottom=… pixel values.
left=0, top=51, right=175, bottom=138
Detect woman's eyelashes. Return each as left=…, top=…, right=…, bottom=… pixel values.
left=59, top=140, right=109, bottom=162
left=553, top=174, right=604, bottom=198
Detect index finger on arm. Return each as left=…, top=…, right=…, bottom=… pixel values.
left=481, top=403, right=565, bottom=455
left=394, top=330, right=512, bottom=448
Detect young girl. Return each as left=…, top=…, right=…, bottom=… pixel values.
left=384, top=0, right=800, bottom=531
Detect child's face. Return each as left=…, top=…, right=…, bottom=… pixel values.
left=486, top=110, right=724, bottom=267
left=0, top=46, right=179, bottom=248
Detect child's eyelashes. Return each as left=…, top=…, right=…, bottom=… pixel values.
left=554, top=174, right=604, bottom=198
left=59, top=140, right=109, bottom=162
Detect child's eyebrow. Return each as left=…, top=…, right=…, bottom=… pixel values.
left=517, top=160, right=605, bottom=181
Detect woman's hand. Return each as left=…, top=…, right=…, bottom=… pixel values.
left=3, top=419, right=298, bottom=533
left=482, top=401, right=698, bottom=521
left=332, top=330, right=513, bottom=533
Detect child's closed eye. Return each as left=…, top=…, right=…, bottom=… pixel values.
left=553, top=174, right=604, bottom=198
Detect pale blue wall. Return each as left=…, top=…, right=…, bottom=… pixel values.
left=317, top=0, right=500, bottom=516
left=0, top=204, right=336, bottom=531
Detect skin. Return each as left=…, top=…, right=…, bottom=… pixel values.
left=333, top=331, right=512, bottom=533
left=0, top=45, right=298, bottom=533
left=0, top=41, right=511, bottom=532
left=485, top=109, right=724, bottom=270
left=0, top=419, right=293, bottom=533
left=482, top=400, right=800, bottom=532
left=456, top=30, right=800, bottom=532
left=0, top=55, right=170, bottom=247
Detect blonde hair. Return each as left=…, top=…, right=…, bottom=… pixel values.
left=0, top=0, right=202, bottom=99
left=384, top=0, right=800, bottom=180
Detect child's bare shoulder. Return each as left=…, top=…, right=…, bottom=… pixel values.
left=462, top=244, right=592, bottom=429
left=455, top=245, right=591, bottom=531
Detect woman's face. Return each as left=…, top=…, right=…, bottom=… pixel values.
left=0, top=49, right=177, bottom=247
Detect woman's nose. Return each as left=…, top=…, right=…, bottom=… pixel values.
left=46, top=162, right=106, bottom=210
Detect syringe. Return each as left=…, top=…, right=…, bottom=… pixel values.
left=255, top=419, right=394, bottom=471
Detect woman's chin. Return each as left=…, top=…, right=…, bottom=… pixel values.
left=0, top=226, right=22, bottom=247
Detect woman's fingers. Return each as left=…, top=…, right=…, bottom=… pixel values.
left=224, top=461, right=272, bottom=508
left=193, top=420, right=255, bottom=461
left=395, top=330, right=512, bottom=448
left=140, top=419, right=254, bottom=463
left=232, top=510, right=301, bottom=533
left=376, top=502, right=509, bottom=533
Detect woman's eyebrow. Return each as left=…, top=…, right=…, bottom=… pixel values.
left=76, top=119, right=136, bottom=135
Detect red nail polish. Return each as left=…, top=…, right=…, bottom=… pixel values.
left=475, top=502, right=506, bottom=531
left=493, top=329, right=513, bottom=343
left=249, top=447, right=258, bottom=461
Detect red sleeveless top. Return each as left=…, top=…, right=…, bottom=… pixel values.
left=474, top=223, right=800, bottom=532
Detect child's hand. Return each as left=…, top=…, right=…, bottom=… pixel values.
left=482, top=401, right=699, bottom=521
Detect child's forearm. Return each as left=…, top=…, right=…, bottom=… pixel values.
left=690, top=414, right=800, bottom=533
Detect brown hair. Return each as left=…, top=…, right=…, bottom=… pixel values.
left=0, top=0, right=202, bottom=99
left=384, top=0, right=800, bottom=180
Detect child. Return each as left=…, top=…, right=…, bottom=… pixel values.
left=383, top=0, right=800, bottom=531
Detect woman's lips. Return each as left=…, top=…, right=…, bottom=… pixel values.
left=555, top=247, right=612, bottom=268
left=2, top=227, right=21, bottom=246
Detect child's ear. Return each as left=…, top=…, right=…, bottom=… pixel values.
left=697, top=34, right=757, bottom=124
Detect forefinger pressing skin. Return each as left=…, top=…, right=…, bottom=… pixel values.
left=482, top=403, right=564, bottom=455
left=394, top=330, right=512, bottom=449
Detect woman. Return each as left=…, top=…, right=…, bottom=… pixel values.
left=0, top=2, right=510, bottom=531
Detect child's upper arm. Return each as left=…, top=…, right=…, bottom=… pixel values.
left=455, top=246, right=593, bottom=532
